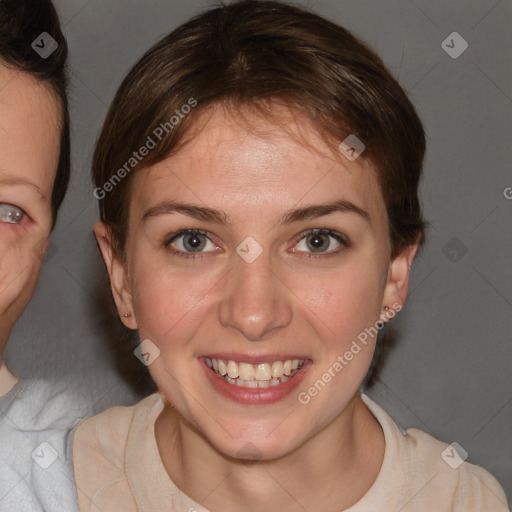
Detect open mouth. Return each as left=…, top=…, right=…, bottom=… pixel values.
left=204, top=357, right=306, bottom=388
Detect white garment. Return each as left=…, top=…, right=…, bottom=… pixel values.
left=0, top=364, right=89, bottom=512
left=72, top=392, right=510, bottom=511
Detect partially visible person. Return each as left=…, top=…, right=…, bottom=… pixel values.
left=0, top=1, right=84, bottom=510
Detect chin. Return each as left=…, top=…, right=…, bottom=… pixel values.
left=205, top=425, right=303, bottom=463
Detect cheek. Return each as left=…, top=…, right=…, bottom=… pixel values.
left=0, top=228, right=41, bottom=270
left=130, top=261, right=212, bottom=345
left=0, top=232, right=44, bottom=311
left=292, top=263, right=383, bottom=343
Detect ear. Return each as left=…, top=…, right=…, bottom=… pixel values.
left=93, top=221, right=137, bottom=330
left=380, top=242, right=419, bottom=321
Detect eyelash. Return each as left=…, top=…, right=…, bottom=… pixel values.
left=163, top=228, right=350, bottom=260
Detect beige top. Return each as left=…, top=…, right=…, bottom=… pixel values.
left=0, top=362, right=19, bottom=397
left=72, top=393, right=509, bottom=512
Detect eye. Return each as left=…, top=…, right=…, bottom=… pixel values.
left=293, top=228, right=349, bottom=257
left=164, top=229, right=218, bottom=258
left=163, top=227, right=349, bottom=260
left=0, top=203, right=25, bottom=224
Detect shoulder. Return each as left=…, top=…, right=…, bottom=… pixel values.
left=361, top=394, right=509, bottom=511
left=0, top=377, right=93, bottom=512
left=72, top=392, right=162, bottom=457
left=0, top=375, right=93, bottom=459
left=1, top=375, right=91, bottom=430
left=72, top=393, right=163, bottom=512
left=406, top=427, right=509, bottom=511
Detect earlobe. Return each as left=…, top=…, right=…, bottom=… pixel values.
left=93, top=221, right=137, bottom=330
left=381, top=243, right=419, bottom=319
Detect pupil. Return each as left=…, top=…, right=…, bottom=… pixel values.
left=309, top=234, right=327, bottom=251
left=186, top=234, right=204, bottom=251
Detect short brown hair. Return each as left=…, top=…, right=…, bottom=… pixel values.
left=93, top=0, right=427, bottom=260
left=0, top=0, right=70, bottom=228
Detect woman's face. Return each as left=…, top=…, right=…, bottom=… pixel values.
left=0, top=64, right=60, bottom=354
left=100, top=104, right=415, bottom=460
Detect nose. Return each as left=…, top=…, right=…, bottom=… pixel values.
left=218, top=251, right=293, bottom=341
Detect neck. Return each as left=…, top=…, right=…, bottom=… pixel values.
left=0, top=327, right=10, bottom=362
left=155, top=394, right=384, bottom=511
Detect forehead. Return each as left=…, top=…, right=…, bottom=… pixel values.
left=131, top=104, right=386, bottom=225
left=0, top=64, right=61, bottom=201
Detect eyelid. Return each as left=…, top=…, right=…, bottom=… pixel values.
left=291, top=227, right=350, bottom=246
left=164, top=228, right=213, bottom=246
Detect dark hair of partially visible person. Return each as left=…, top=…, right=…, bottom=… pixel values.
left=0, top=0, right=70, bottom=228
left=91, top=0, right=428, bottom=390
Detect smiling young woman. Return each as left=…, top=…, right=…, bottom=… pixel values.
left=72, top=1, right=508, bottom=511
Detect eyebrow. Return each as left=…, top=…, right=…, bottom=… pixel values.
left=0, top=176, right=48, bottom=203
left=141, top=198, right=371, bottom=227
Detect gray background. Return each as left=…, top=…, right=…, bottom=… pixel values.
left=5, top=0, right=511, bottom=503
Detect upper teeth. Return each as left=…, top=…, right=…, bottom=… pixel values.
left=206, top=358, right=304, bottom=381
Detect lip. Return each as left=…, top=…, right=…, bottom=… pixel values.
left=200, top=357, right=312, bottom=405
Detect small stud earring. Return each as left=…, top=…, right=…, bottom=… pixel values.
left=384, top=306, right=389, bottom=311
left=123, top=312, right=132, bottom=318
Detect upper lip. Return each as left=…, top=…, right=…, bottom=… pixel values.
left=201, top=353, right=311, bottom=364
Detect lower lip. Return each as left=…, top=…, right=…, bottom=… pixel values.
left=200, top=358, right=312, bottom=405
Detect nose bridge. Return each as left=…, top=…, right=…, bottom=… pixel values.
left=218, top=249, right=292, bottom=341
